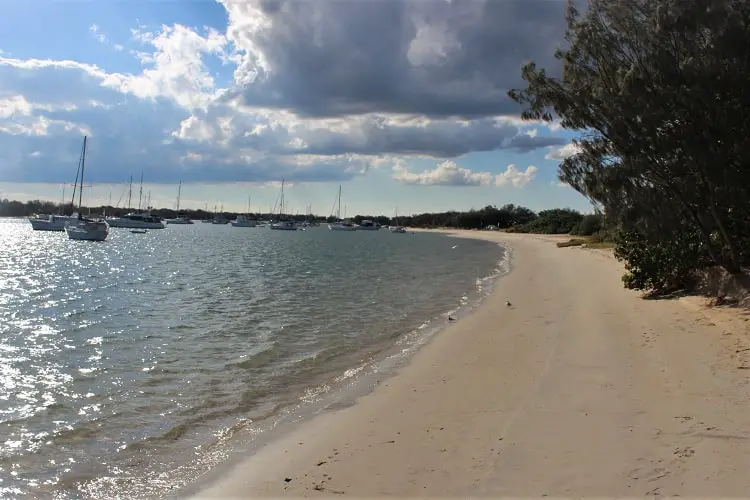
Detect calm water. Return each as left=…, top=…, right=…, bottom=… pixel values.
left=0, top=218, right=505, bottom=498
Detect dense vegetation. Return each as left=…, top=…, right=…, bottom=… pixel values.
left=509, top=0, right=750, bottom=294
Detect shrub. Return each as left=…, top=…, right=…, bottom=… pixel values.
left=613, top=229, right=713, bottom=294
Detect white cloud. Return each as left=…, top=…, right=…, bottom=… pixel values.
left=545, top=142, right=581, bottom=161
left=392, top=160, right=494, bottom=186
left=89, top=24, right=108, bottom=44
left=495, top=164, right=537, bottom=188
left=0, top=2, right=570, bottom=187
left=104, top=24, right=230, bottom=110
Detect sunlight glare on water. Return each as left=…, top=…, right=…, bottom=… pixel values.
left=0, top=218, right=504, bottom=497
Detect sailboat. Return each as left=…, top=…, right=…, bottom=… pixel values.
left=270, top=179, right=297, bottom=230
left=389, top=206, right=406, bottom=233
left=231, top=195, right=257, bottom=227
left=64, top=136, right=110, bottom=241
left=166, top=181, right=193, bottom=224
left=328, top=185, right=357, bottom=231
left=107, top=172, right=166, bottom=229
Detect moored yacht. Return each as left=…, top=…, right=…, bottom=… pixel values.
left=165, top=181, right=194, bottom=224
left=107, top=212, right=166, bottom=229
left=29, top=214, right=77, bottom=231
left=269, top=179, right=297, bottom=230
left=329, top=219, right=357, bottom=231
left=64, top=136, right=109, bottom=242
left=167, top=215, right=193, bottom=225
left=328, top=185, right=357, bottom=231
left=231, top=214, right=257, bottom=227
left=357, top=219, right=380, bottom=230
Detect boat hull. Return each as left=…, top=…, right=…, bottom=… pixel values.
left=107, top=218, right=165, bottom=229
left=231, top=220, right=257, bottom=227
left=270, top=222, right=298, bottom=230
left=65, top=220, right=109, bottom=241
left=28, top=216, right=73, bottom=231
left=328, top=224, right=357, bottom=231
left=166, top=218, right=193, bottom=225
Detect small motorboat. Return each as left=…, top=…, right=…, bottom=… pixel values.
left=130, top=229, right=148, bottom=234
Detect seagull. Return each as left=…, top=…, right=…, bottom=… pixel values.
left=448, top=315, right=457, bottom=322
left=505, top=300, right=512, bottom=307
left=451, top=245, right=458, bottom=249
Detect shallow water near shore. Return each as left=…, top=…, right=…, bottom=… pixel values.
left=0, top=219, right=505, bottom=498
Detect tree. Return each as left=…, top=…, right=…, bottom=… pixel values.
left=509, top=0, right=750, bottom=290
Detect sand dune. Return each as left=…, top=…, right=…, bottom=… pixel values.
left=194, top=230, right=750, bottom=498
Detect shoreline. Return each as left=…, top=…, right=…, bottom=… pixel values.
left=174, top=232, right=509, bottom=498
left=193, top=230, right=750, bottom=498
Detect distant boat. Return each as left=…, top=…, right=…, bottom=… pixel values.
left=29, top=214, right=77, bottom=231
left=64, top=136, right=109, bottom=242
left=130, top=229, right=148, bottom=234
left=231, top=214, right=256, bottom=227
left=389, top=206, right=406, bottom=233
left=166, top=181, right=193, bottom=225
left=29, top=184, right=76, bottom=231
left=270, top=179, right=298, bottom=230
left=108, top=212, right=166, bottom=229
left=328, top=185, right=357, bottom=231
left=232, top=195, right=257, bottom=227
left=357, top=219, right=380, bottom=231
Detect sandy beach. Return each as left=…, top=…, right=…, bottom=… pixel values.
left=194, top=230, right=750, bottom=498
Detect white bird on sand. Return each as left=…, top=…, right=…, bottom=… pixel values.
left=505, top=300, right=512, bottom=307
left=451, top=245, right=458, bottom=249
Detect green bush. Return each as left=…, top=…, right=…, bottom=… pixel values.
left=573, top=214, right=603, bottom=236
left=613, top=229, right=712, bottom=294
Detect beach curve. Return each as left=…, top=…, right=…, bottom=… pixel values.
left=192, top=230, right=750, bottom=498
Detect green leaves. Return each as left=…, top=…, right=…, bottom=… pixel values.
left=510, top=0, right=750, bottom=291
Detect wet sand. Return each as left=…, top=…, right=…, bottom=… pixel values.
left=194, top=230, right=750, bottom=498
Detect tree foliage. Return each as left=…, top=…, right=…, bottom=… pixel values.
left=510, top=0, right=750, bottom=293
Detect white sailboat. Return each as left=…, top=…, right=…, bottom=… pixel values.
left=166, top=181, right=193, bottom=224
left=270, top=179, right=297, bottom=230
left=65, top=136, right=109, bottom=241
left=328, top=185, right=357, bottom=231
left=389, top=205, right=406, bottom=233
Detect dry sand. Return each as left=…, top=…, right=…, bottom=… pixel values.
left=194, top=230, right=750, bottom=498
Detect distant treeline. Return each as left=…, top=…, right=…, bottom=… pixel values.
left=1, top=197, right=604, bottom=235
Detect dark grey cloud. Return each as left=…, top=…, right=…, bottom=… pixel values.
left=505, top=133, right=568, bottom=152
left=222, top=0, right=566, bottom=118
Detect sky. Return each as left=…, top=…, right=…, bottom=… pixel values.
left=0, top=0, right=590, bottom=216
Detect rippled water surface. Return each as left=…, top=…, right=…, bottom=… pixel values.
left=0, top=218, right=504, bottom=497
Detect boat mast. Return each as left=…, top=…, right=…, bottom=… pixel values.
left=128, top=175, right=133, bottom=210
left=280, top=179, right=285, bottom=218
left=78, top=136, right=87, bottom=211
left=337, top=185, right=341, bottom=220
left=138, top=172, right=144, bottom=211
left=177, top=181, right=182, bottom=212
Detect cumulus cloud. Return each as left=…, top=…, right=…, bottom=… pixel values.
left=392, top=160, right=495, bottom=186
left=0, top=0, right=569, bottom=185
left=545, top=142, right=581, bottom=161
left=495, top=164, right=538, bottom=188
